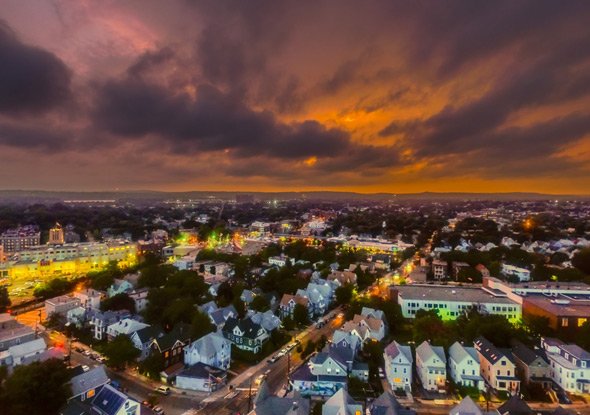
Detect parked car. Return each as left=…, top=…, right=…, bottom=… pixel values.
left=267, top=355, right=280, bottom=364
left=378, top=367, right=385, bottom=379
left=255, top=374, right=266, bottom=386
left=81, top=365, right=90, bottom=372
left=153, top=406, right=165, bottom=414
left=155, top=386, right=171, bottom=395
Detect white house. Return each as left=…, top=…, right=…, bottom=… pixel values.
left=106, top=318, right=148, bottom=340
left=416, top=341, right=447, bottom=392
left=501, top=264, right=531, bottom=282
left=176, top=362, right=227, bottom=392
left=268, top=255, right=294, bottom=267
left=184, top=332, right=232, bottom=370
left=73, top=288, right=102, bottom=310
left=543, top=339, right=590, bottom=394
left=448, top=342, right=485, bottom=391
left=383, top=341, right=413, bottom=392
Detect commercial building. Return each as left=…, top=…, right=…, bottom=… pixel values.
left=0, top=225, right=40, bottom=253
left=484, top=277, right=590, bottom=336
left=48, top=223, right=65, bottom=245
left=3, top=240, right=136, bottom=279
left=393, top=285, right=521, bottom=322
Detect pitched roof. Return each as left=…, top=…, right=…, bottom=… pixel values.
left=449, top=396, right=482, bottom=415
left=511, top=341, right=547, bottom=366
left=474, top=337, right=508, bottom=365
left=416, top=341, right=446, bottom=365
left=222, top=317, right=266, bottom=340
left=384, top=341, right=413, bottom=363
left=69, top=366, right=110, bottom=397
left=322, top=387, right=362, bottom=415
left=497, top=395, right=532, bottom=415
left=134, top=325, right=163, bottom=344
left=185, top=332, right=230, bottom=361
left=448, top=342, right=480, bottom=365
left=152, top=323, right=191, bottom=351
left=560, top=344, right=590, bottom=361
left=253, top=383, right=310, bottom=415
left=370, top=391, right=416, bottom=415
left=279, top=294, right=309, bottom=308
left=91, top=384, right=135, bottom=415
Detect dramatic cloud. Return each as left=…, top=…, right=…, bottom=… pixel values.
left=0, top=21, right=71, bottom=114
left=0, top=0, right=589, bottom=192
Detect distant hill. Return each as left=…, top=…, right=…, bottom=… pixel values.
left=0, top=189, right=588, bottom=204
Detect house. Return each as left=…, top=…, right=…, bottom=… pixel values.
left=184, top=332, right=231, bottom=370
left=304, top=282, right=334, bottom=317
left=501, top=264, right=531, bottom=282
left=176, top=362, right=227, bottom=392
left=332, top=330, right=361, bottom=356
left=89, top=383, right=140, bottom=415
left=73, top=288, right=102, bottom=310
left=207, top=304, right=238, bottom=331
left=327, top=270, right=357, bottom=286
left=448, top=342, right=485, bottom=391
left=67, top=306, right=87, bottom=328
left=449, top=396, right=482, bottom=415
left=369, top=391, right=416, bottom=415
left=45, top=295, right=81, bottom=316
left=452, top=262, right=471, bottom=280
left=1, top=337, right=47, bottom=368
left=291, top=351, right=348, bottom=397
left=150, top=323, right=192, bottom=369
left=251, top=382, right=310, bottom=415
left=128, top=288, right=149, bottom=313
left=361, top=307, right=385, bottom=321
left=474, top=337, right=520, bottom=393
left=107, top=279, right=133, bottom=298
left=321, top=388, right=362, bottom=415
left=241, top=289, right=256, bottom=306
left=511, top=341, right=551, bottom=389
left=222, top=317, right=269, bottom=354
left=341, top=314, right=385, bottom=343
left=279, top=294, right=309, bottom=319
left=542, top=338, right=590, bottom=394
left=432, top=260, right=447, bottom=280
left=415, top=341, right=447, bottom=392
left=87, top=309, right=131, bottom=341
left=383, top=340, right=413, bottom=392
left=248, top=310, right=281, bottom=332
left=0, top=313, right=35, bottom=351
left=268, top=255, right=294, bottom=267
left=106, top=318, right=149, bottom=340
left=130, top=325, right=163, bottom=360
left=68, top=366, right=110, bottom=402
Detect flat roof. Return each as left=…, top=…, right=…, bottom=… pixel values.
left=523, top=295, right=590, bottom=317
left=396, top=285, right=518, bottom=304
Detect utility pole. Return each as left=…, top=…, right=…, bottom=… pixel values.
left=247, top=377, right=253, bottom=413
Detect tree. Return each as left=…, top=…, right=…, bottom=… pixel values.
left=190, top=309, right=215, bottom=340
left=100, top=293, right=136, bottom=313
left=0, top=359, right=71, bottom=415
left=293, top=303, right=309, bottom=326
left=572, top=248, right=590, bottom=275
left=457, top=267, right=482, bottom=283
left=250, top=295, right=270, bottom=312
left=0, top=286, right=11, bottom=313
left=102, top=335, right=140, bottom=370
left=139, top=352, right=165, bottom=380
left=335, top=284, right=354, bottom=305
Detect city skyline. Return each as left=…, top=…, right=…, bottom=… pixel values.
left=1, top=1, right=590, bottom=193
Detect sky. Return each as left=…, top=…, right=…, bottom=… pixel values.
left=1, top=0, right=590, bottom=194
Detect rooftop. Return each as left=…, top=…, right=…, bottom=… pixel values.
left=396, top=285, right=517, bottom=304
